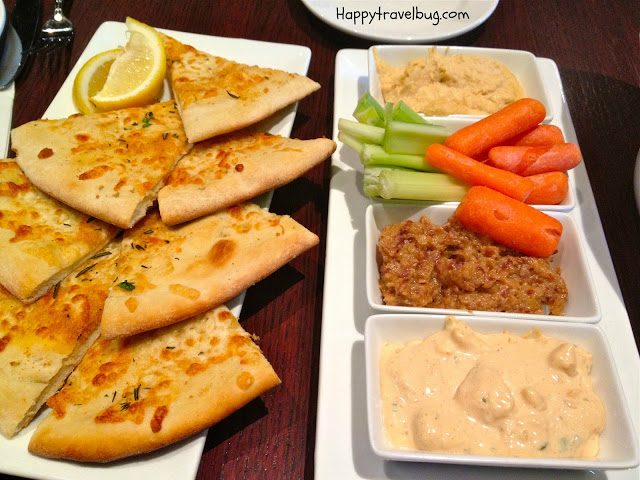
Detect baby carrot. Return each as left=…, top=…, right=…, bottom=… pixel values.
left=525, top=172, right=569, bottom=205
left=474, top=124, right=562, bottom=162
left=486, top=146, right=539, bottom=174
left=456, top=186, right=563, bottom=257
left=426, top=143, right=534, bottom=202
left=487, top=143, right=582, bottom=175
left=505, top=124, right=565, bottom=147
left=444, top=98, right=547, bottom=158
left=520, top=143, right=582, bottom=176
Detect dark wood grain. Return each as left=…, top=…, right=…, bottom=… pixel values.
left=1, top=0, right=638, bottom=479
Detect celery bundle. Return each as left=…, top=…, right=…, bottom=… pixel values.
left=339, top=93, right=468, bottom=202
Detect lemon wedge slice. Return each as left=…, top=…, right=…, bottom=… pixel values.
left=72, top=49, right=122, bottom=114
left=90, top=17, right=166, bottom=111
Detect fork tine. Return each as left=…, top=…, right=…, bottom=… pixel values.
left=41, top=42, right=60, bottom=54
left=26, top=36, right=71, bottom=55
left=24, top=42, right=49, bottom=55
left=31, top=40, right=56, bottom=54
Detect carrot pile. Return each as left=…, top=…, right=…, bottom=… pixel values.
left=427, top=98, right=582, bottom=257
left=443, top=98, right=547, bottom=158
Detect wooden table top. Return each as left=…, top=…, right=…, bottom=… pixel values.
left=2, top=0, right=639, bottom=479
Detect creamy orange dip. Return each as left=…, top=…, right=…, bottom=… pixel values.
left=374, top=47, right=524, bottom=116
left=380, top=317, right=605, bottom=458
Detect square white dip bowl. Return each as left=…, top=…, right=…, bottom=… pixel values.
left=365, top=203, right=600, bottom=322
left=365, top=313, right=640, bottom=469
left=368, top=45, right=554, bottom=125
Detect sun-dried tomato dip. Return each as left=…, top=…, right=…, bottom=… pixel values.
left=377, top=215, right=567, bottom=314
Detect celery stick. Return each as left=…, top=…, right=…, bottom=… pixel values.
left=353, top=93, right=385, bottom=127
left=363, top=166, right=411, bottom=197
left=361, top=144, right=442, bottom=172
left=363, top=168, right=382, bottom=196
left=354, top=106, right=383, bottom=127
left=337, top=118, right=385, bottom=145
left=363, top=166, right=397, bottom=197
left=383, top=120, right=448, bottom=155
left=384, top=101, right=394, bottom=127
left=337, top=131, right=364, bottom=154
left=392, top=100, right=429, bottom=125
left=378, top=170, right=469, bottom=201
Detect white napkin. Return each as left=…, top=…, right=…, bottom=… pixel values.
left=0, top=84, right=14, bottom=157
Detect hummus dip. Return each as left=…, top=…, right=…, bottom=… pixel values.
left=380, top=316, right=606, bottom=458
left=374, top=47, right=524, bottom=116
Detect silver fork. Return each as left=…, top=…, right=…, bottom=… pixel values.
left=29, top=0, right=74, bottom=53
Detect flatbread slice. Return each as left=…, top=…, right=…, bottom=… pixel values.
left=28, top=304, right=280, bottom=462
left=11, top=101, right=191, bottom=228
left=101, top=203, right=318, bottom=339
left=162, top=34, right=320, bottom=142
left=0, top=160, right=120, bottom=303
left=158, top=132, right=336, bottom=225
left=0, top=239, right=120, bottom=438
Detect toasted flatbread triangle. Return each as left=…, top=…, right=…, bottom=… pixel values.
left=0, top=239, right=120, bottom=438
left=162, top=34, right=320, bottom=143
left=29, top=304, right=280, bottom=462
left=158, top=132, right=336, bottom=225
left=0, top=160, right=120, bottom=302
left=10, top=102, right=192, bottom=229
left=101, top=203, right=318, bottom=339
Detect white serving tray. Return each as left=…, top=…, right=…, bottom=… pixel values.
left=0, top=21, right=312, bottom=480
left=315, top=48, right=640, bottom=480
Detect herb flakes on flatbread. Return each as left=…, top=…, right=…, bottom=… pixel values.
left=28, top=304, right=280, bottom=462
left=0, top=239, right=120, bottom=438
left=158, top=132, right=336, bottom=225
left=10, top=101, right=192, bottom=229
left=162, top=33, right=320, bottom=143
left=0, top=160, right=120, bottom=303
left=101, top=203, right=318, bottom=339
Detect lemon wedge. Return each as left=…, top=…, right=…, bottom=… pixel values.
left=90, top=17, right=166, bottom=111
left=72, top=49, right=122, bottom=114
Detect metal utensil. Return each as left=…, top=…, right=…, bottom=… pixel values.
left=0, top=0, right=41, bottom=88
left=34, top=0, right=73, bottom=52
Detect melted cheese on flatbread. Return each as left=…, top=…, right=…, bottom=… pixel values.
left=158, top=132, right=336, bottom=225
left=28, top=304, right=280, bottom=462
left=0, top=239, right=120, bottom=438
left=10, top=102, right=192, bottom=228
left=101, top=203, right=318, bottom=339
left=162, top=34, right=320, bottom=142
left=0, top=160, right=120, bottom=303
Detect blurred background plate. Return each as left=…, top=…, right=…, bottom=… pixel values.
left=0, top=21, right=19, bottom=157
left=635, top=148, right=640, bottom=213
left=0, top=1, right=5, bottom=41
left=301, top=0, right=499, bottom=43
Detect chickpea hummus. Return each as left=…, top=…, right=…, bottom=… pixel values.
left=380, top=316, right=606, bottom=458
left=374, top=47, right=524, bottom=116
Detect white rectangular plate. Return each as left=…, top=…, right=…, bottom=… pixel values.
left=0, top=21, right=312, bottom=480
left=0, top=83, right=14, bottom=157
left=315, top=48, right=640, bottom=480
left=365, top=203, right=600, bottom=322
left=365, top=314, right=639, bottom=469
